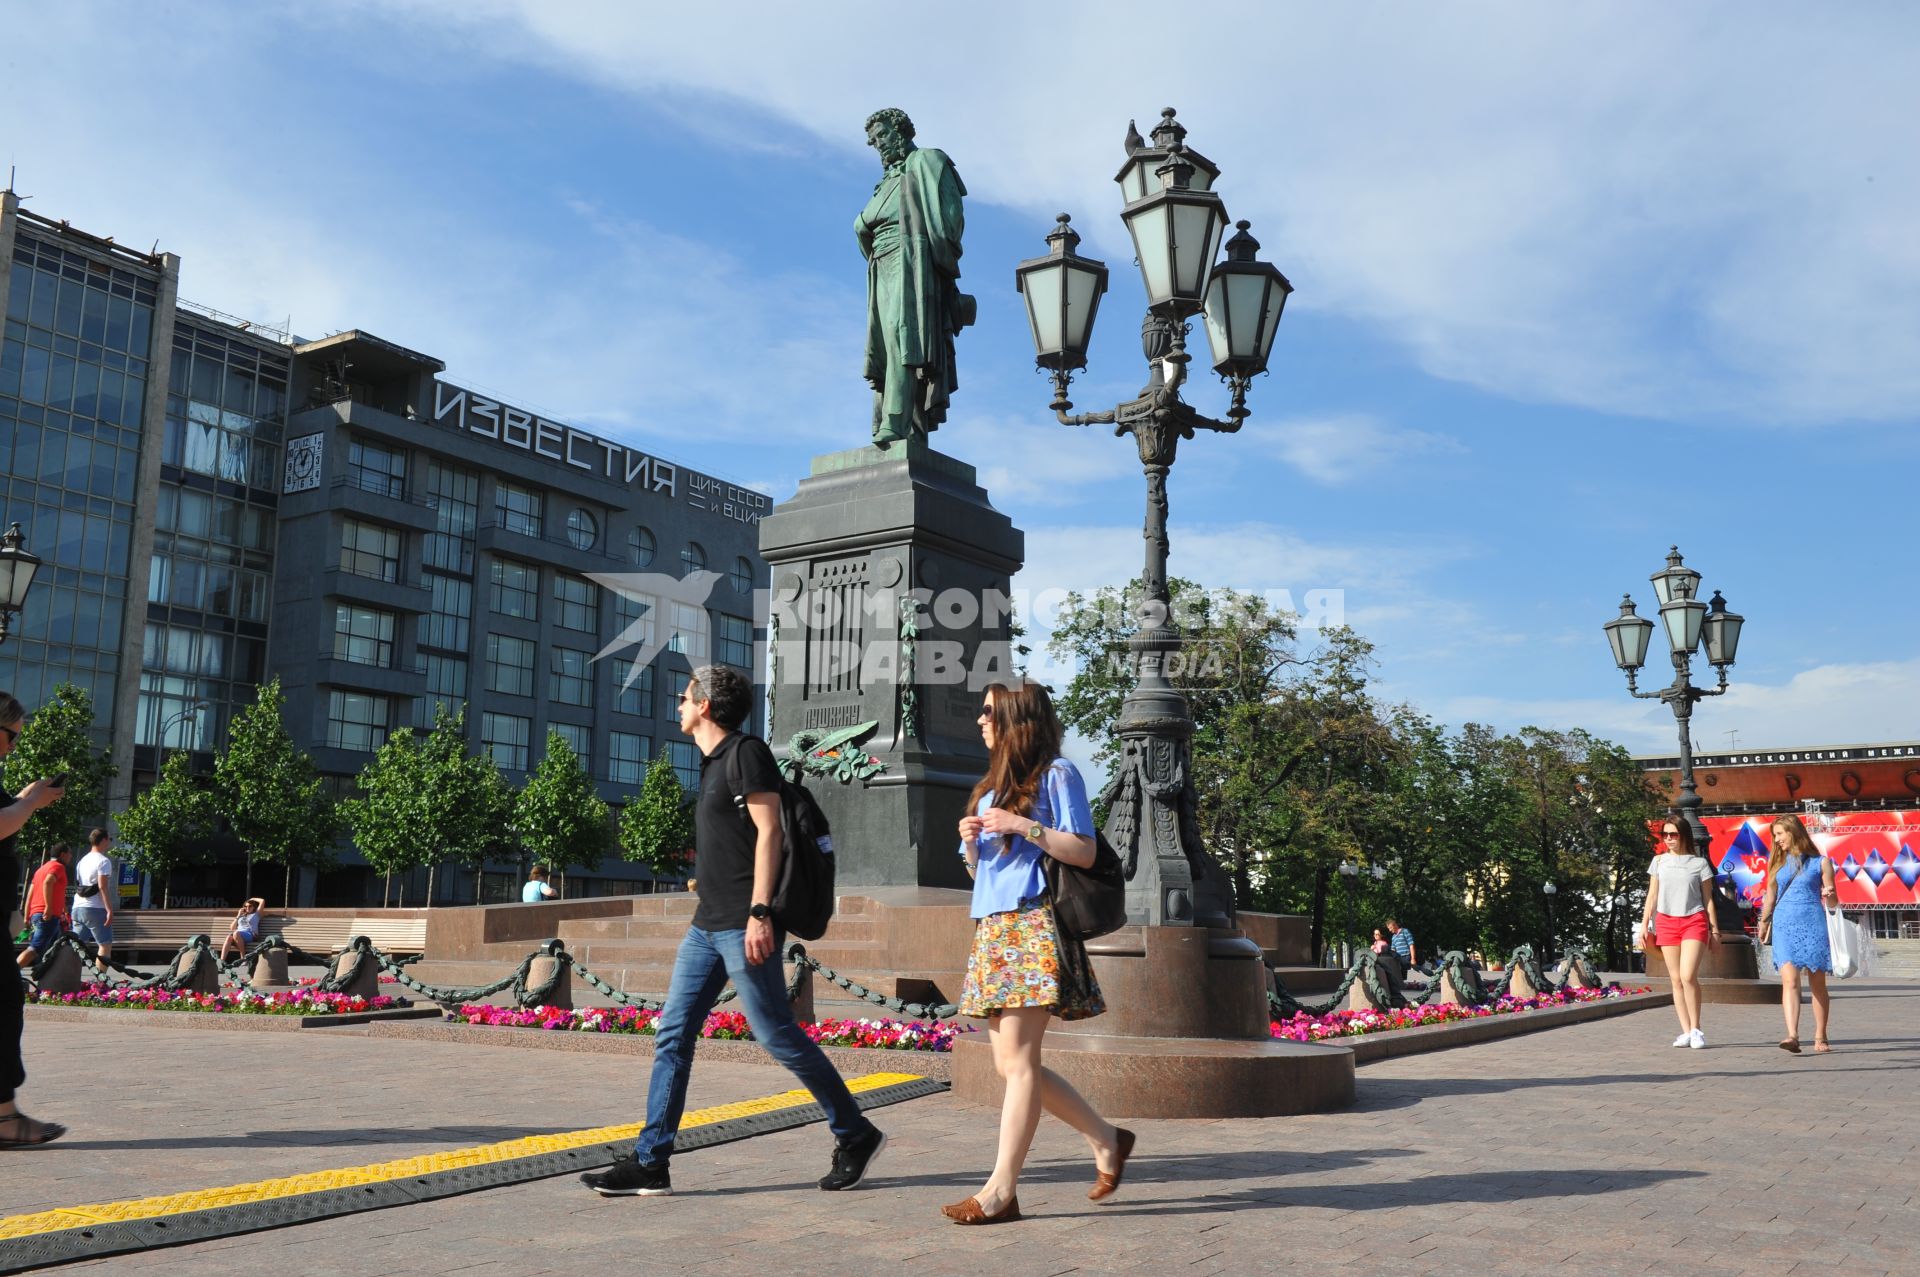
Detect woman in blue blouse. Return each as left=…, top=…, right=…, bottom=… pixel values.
left=943, top=681, right=1133, bottom=1226
left=1757, top=814, right=1839, bottom=1053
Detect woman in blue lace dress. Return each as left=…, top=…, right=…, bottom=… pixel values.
left=1758, top=814, right=1838, bottom=1054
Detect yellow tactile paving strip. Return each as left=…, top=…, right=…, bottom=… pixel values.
left=0, top=1071, right=924, bottom=1241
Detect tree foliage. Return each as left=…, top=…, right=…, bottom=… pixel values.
left=2, top=682, right=116, bottom=854
left=1049, top=576, right=1667, bottom=964
left=515, top=729, right=612, bottom=875
left=213, top=678, right=338, bottom=898
left=113, top=751, right=215, bottom=906
left=618, top=753, right=696, bottom=879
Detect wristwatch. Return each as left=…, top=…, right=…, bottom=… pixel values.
left=749, top=903, right=773, bottom=921
left=1027, top=823, right=1045, bottom=843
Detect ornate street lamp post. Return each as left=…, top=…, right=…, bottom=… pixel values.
left=1017, top=108, right=1292, bottom=928
left=0, top=522, right=45, bottom=647
left=1336, top=860, right=1358, bottom=966
left=1542, top=880, right=1558, bottom=957
left=1604, top=546, right=1745, bottom=917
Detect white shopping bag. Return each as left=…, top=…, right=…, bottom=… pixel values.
left=1827, top=909, right=1861, bottom=979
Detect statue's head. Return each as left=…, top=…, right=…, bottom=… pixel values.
left=864, top=108, right=916, bottom=164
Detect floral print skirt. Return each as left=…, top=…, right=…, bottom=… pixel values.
left=958, top=897, right=1106, bottom=1021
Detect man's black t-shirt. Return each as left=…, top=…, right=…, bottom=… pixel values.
left=690, top=732, right=784, bottom=932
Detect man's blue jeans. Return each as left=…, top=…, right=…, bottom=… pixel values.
left=633, top=925, right=874, bottom=1167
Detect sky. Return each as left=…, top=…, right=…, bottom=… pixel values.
left=3, top=1, right=1916, bottom=759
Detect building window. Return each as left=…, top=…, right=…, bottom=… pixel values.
left=612, top=658, right=654, bottom=718
left=550, top=721, right=590, bottom=769
left=423, top=459, right=479, bottom=574
left=482, top=711, right=531, bottom=772
left=496, top=481, right=543, bottom=538
left=553, top=573, right=598, bottom=634
left=347, top=438, right=406, bottom=498
left=629, top=525, right=655, bottom=567
left=333, top=605, right=396, bottom=668
left=485, top=634, right=535, bottom=697
left=667, top=600, right=709, bottom=659
left=714, top=613, right=753, bottom=670
left=340, top=518, right=401, bottom=583
left=730, top=555, right=754, bottom=596
left=611, top=587, right=655, bottom=648
left=489, top=558, right=539, bottom=619
left=327, top=690, right=389, bottom=752
left=609, top=731, right=650, bottom=786
left=566, top=508, right=598, bottom=551
left=413, top=652, right=467, bottom=727
left=680, top=540, right=706, bottom=578
left=550, top=647, right=594, bottom=707
left=421, top=572, right=472, bottom=650
left=665, top=739, right=700, bottom=790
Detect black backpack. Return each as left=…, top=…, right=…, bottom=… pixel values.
left=728, top=740, right=837, bottom=941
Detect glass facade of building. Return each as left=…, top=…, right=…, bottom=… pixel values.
left=0, top=226, right=154, bottom=735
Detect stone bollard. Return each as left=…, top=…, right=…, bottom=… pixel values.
left=1505, top=963, right=1539, bottom=1000
left=788, top=959, right=815, bottom=1024
left=251, top=948, right=292, bottom=987
left=1564, top=958, right=1601, bottom=990
left=328, top=946, right=382, bottom=1000
left=1346, top=975, right=1385, bottom=1013
left=522, top=946, right=573, bottom=1010
left=173, top=945, right=221, bottom=995
left=36, top=944, right=86, bottom=994
left=1436, top=968, right=1467, bottom=1006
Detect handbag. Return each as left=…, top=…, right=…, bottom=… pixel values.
left=1826, top=908, right=1861, bottom=979
left=1045, top=830, right=1128, bottom=942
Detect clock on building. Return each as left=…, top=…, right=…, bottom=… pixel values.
left=283, top=432, right=325, bottom=494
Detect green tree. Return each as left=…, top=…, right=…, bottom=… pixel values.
left=343, top=726, right=431, bottom=907
left=415, top=705, right=517, bottom=905
left=1, top=681, right=116, bottom=856
left=618, top=753, right=696, bottom=880
left=113, top=751, right=215, bottom=908
left=214, top=678, right=338, bottom=904
left=515, top=729, right=611, bottom=887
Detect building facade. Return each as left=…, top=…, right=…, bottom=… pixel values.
left=1, top=194, right=771, bottom=905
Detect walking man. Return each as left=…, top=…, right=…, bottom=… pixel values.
left=71, top=828, right=116, bottom=979
left=17, top=844, right=72, bottom=969
left=582, top=665, right=885, bottom=1197
left=1387, top=918, right=1417, bottom=971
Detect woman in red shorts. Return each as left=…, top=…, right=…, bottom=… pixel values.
left=1640, top=820, right=1721, bottom=1048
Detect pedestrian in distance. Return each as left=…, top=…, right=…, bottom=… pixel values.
left=1757, top=814, right=1839, bottom=1054
left=219, top=897, right=266, bottom=964
left=17, top=844, right=73, bottom=972
left=0, top=690, right=71, bottom=1148
left=521, top=864, right=557, bottom=903
left=70, top=828, right=116, bottom=979
left=1642, top=819, right=1721, bottom=1049
left=1387, top=917, right=1417, bottom=969
left=946, top=680, right=1133, bottom=1226
left=582, top=665, right=885, bottom=1199
left=1369, top=927, right=1389, bottom=955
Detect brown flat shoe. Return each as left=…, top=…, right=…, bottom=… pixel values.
left=1813, top=1039, right=1832, bottom=1053
left=1089, top=1127, right=1137, bottom=1201
left=0, top=1113, right=66, bottom=1149
left=943, top=1194, right=1020, bottom=1225
left=1778, top=1038, right=1801, bottom=1054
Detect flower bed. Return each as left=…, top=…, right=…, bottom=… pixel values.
left=449, top=1003, right=973, bottom=1053
left=31, top=984, right=407, bottom=1016
left=1272, top=984, right=1651, bottom=1043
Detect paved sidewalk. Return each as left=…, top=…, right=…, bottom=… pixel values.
left=3, top=981, right=1915, bottom=1275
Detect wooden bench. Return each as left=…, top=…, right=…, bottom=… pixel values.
left=115, top=911, right=429, bottom=959
left=114, top=912, right=240, bottom=957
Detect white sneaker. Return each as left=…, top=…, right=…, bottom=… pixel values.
left=1672, top=1032, right=1693, bottom=1048
left=1688, top=1029, right=1706, bottom=1049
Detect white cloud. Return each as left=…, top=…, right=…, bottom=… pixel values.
left=1438, top=659, right=1920, bottom=753
left=1259, top=414, right=1465, bottom=486
left=404, top=0, right=1920, bottom=427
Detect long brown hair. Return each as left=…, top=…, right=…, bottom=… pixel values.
left=1765, top=814, right=1820, bottom=896
left=1659, top=818, right=1697, bottom=857
left=968, top=681, right=1063, bottom=818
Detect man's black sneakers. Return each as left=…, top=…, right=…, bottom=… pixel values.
left=818, top=1125, right=886, bottom=1191
left=581, top=1154, right=672, bottom=1197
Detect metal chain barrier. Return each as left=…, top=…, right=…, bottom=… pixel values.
left=783, top=942, right=959, bottom=1020
left=1271, top=944, right=1614, bottom=1020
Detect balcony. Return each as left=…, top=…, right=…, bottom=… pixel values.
left=323, top=567, right=433, bottom=614
left=475, top=518, right=626, bottom=574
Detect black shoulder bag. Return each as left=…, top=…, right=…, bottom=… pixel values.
left=1045, top=830, right=1127, bottom=942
